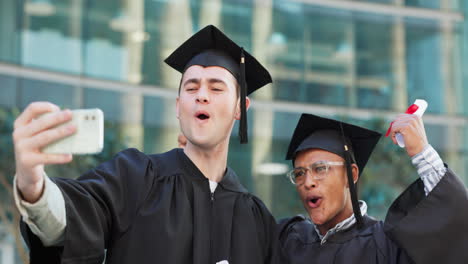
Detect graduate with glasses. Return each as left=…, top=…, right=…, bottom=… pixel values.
left=278, top=113, right=468, bottom=264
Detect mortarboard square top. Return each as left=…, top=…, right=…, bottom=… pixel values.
left=286, top=113, right=382, bottom=174
left=164, top=25, right=272, bottom=95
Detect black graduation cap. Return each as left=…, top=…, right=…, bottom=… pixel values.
left=286, top=113, right=381, bottom=228
left=164, top=25, right=272, bottom=143
left=286, top=114, right=381, bottom=172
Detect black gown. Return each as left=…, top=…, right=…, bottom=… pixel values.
left=278, top=168, right=468, bottom=264
left=21, top=148, right=278, bottom=264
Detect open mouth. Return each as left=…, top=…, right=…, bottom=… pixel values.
left=307, top=196, right=322, bottom=208
left=197, top=114, right=209, bottom=120
left=195, top=111, right=210, bottom=121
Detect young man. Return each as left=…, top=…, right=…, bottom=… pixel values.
left=13, top=25, right=278, bottom=263
left=278, top=113, right=468, bottom=263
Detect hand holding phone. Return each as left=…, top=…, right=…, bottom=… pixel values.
left=41, top=109, right=104, bottom=154
left=14, top=102, right=78, bottom=203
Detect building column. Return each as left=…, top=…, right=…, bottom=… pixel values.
left=157, top=0, right=193, bottom=152
left=251, top=0, right=274, bottom=208
left=199, top=0, right=222, bottom=27
left=159, top=0, right=193, bottom=89
left=0, top=239, right=14, bottom=264
left=71, top=0, right=83, bottom=109
left=346, top=20, right=357, bottom=108
left=391, top=0, right=408, bottom=112
left=119, top=0, right=145, bottom=150
left=440, top=0, right=464, bottom=177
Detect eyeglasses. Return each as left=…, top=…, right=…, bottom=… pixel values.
left=287, top=161, right=344, bottom=185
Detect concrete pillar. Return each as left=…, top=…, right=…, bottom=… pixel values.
left=251, top=0, right=274, bottom=208
left=119, top=0, right=145, bottom=150
left=391, top=0, right=408, bottom=112
left=199, top=0, right=222, bottom=27
left=440, top=0, right=464, bottom=177
left=157, top=0, right=193, bottom=152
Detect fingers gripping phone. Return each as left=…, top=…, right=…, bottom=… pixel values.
left=42, top=109, right=104, bottom=154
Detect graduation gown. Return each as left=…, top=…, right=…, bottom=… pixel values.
left=278, top=168, right=468, bottom=264
left=21, top=148, right=278, bottom=264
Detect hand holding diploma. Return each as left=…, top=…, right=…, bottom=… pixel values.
left=386, top=99, right=429, bottom=157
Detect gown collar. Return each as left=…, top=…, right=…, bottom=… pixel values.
left=177, top=148, right=248, bottom=193
left=314, top=200, right=368, bottom=244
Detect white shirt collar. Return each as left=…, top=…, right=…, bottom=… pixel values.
left=314, top=200, right=368, bottom=244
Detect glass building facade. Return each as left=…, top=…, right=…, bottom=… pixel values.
left=0, top=0, right=467, bottom=262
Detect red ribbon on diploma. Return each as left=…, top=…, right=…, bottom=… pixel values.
left=385, top=104, right=419, bottom=137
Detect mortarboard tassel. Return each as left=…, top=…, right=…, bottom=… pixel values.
left=344, top=146, right=364, bottom=229
left=239, top=48, right=248, bottom=144
left=340, top=123, right=364, bottom=229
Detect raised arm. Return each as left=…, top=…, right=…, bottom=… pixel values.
left=385, top=113, right=468, bottom=263
left=12, top=102, right=74, bottom=246
left=388, top=113, right=446, bottom=194
left=13, top=101, right=76, bottom=202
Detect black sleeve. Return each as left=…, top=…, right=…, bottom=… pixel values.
left=247, top=196, right=283, bottom=264
left=276, top=215, right=306, bottom=264
left=384, top=168, right=468, bottom=264
left=21, top=148, right=155, bottom=263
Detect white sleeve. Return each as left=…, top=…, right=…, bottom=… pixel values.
left=13, top=173, right=66, bottom=246
left=411, top=144, right=447, bottom=196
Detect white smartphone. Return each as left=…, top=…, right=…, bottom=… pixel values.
left=41, top=109, right=104, bottom=155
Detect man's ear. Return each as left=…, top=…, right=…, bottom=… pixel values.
left=235, top=96, right=250, bottom=120
left=176, top=97, right=180, bottom=119
left=346, top=163, right=360, bottom=187
left=352, top=164, right=359, bottom=184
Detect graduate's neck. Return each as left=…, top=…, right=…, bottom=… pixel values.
left=316, top=201, right=354, bottom=236
left=183, top=140, right=229, bottom=183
